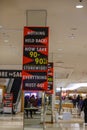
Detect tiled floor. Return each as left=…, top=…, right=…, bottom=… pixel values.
left=0, top=113, right=87, bottom=130
left=0, top=113, right=23, bottom=130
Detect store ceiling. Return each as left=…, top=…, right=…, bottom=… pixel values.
left=0, top=0, right=87, bottom=89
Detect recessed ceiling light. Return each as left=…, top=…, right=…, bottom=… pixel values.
left=69, top=34, right=75, bottom=39
left=0, top=25, right=3, bottom=28
left=76, top=4, right=83, bottom=8
left=76, top=0, right=84, bottom=8
left=4, top=39, right=9, bottom=43
left=58, top=48, right=63, bottom=51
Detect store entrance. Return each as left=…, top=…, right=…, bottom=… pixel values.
left=23, top=91, right=53, bottom=130
left=23, top=91, right=43, bottom=129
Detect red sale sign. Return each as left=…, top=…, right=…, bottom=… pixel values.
left=46, top=62, right=54, bottom=94
left=22, top=27, right=49, bottom=91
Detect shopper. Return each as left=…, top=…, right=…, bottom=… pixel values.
left=24, top=96, right=30, bottom=118
left=72, top=95, right=77, bottom=108
left=78, top=96, right=83, bottom=116
left=76, top=94, right=80, bottom=108
left=79, top=96, right=83, bottom=109
left=81, top=95, right=87, bottom=125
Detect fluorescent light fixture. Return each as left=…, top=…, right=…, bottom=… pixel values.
left=56, top=83, right=87, bottom=91
left=56, top=88, right=67, bottom=91
left=66, top=83, right=87, bottom=90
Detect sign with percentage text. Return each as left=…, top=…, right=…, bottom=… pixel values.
left=23, top=27, right=48, bottom=71
left=47, top=62, right=54, bottom=94
left=22, top=27, right=49, bottom=91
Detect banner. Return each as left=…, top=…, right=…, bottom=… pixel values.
left=24, top=27, right=48, bottom=46
left=22, top=27, right=49, bottom=91
left=3, top=93, right=13, bottom=113
left=47, top=62, right=54, bottom=94
left=22, top=71, right=47, bottom=91
left=0, top=70, right=22, bottom=78
left=23, top=27, right=48, bottom=71
left=23, top=46, right=48, bottom=71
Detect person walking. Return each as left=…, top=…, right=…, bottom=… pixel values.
left=78, top=96, right=83, bottom=116
left=81, top=95, right=87, bottom=125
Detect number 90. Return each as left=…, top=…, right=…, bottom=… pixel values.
left=29, top=51, right=38, bottom=57
left=35, top=58, right=47, bottom=64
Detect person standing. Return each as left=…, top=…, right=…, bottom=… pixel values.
left=78, top=96, right=83, bottom=116
left=81, top=95, right=87, bottom=125
left=76, top=94, right=80, bottom=108
left=72, top=95, right=77, bottom=108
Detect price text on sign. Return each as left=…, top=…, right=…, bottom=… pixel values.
left=23, top=46, right=48, bottom=71
left=22, top=27, right=49, bottom=91
left=29, top=51, right=47, bottom=65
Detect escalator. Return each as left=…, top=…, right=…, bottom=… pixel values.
left=6, top=78, right=14, bottom=93
left=10, top=78, right=22, bottom=104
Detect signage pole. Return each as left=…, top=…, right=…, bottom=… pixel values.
left=42, top=91, right=45, bottom=130
left=59, top=87, right=62, bottom=115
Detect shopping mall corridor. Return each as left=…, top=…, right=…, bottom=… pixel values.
left=0, top=112, right=87, bottom=130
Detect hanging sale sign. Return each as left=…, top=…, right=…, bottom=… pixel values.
left=23, top=46, right=48, bottom=71
left=22, top=71, right=47, bottom=91
left=0, top=70, right=22, bottom=78
left=3, top=93, right=13, bottom=113
left=24, top=27, right=48, bottom=46
left=22, top=27, right=49, bottom=91
left=47, top=62, right=54, bottom=94
left=23, top=27, right=48, bottom=71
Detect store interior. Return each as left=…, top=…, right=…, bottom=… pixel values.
left=0, top=78, right=87, bottom=130
left=0, top=0, right=87, bottom=130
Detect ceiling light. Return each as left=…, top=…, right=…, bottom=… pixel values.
left=69, top=34, right=75, bottom=39
left=56, top=83, right=87, bottom=91
left=76, top=4, right=83, bottom=8
left=76, top=0, right=84, bottom=8
left=4, top=39, right=9, bottom=43
left=66, top=83, right=87, bottom=90
left=0, top=25, right=3, bottom=29
left=58, top=48, right=63, bottom=51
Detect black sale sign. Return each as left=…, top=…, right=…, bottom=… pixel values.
left=24, top=27, right=48, bottom=46
left=22, top=27, right=49, bottom=91
left=23, top=46, right=48, bottom=71
left=22, top=71, right=47, bottom=91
